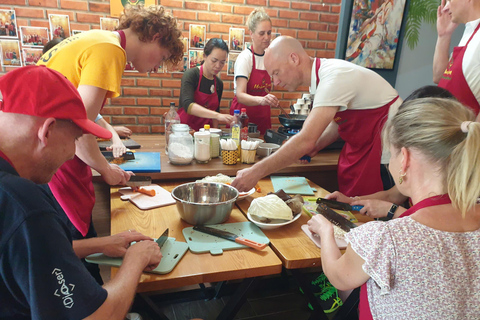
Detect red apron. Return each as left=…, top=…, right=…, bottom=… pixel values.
left=315, top=58, right=398, bottom=196
left=359, top=194, right=451, bottom=320
left=230, top=46, right=272, bottom=135
left=438, top=23, right=480, bottom=115
left=48, top=30, right=127, bottom=237
left=178, top=65, right=219, bottom=131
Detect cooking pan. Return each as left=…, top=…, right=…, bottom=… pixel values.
left=278, top=114, right=307, bottom=129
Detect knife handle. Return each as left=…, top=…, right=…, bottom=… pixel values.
left=235, top=237, right=267, bottom=250
left=351, top=205, right=364, bottom=211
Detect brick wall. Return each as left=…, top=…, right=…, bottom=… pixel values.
left=1, top=0, right=340, bottom=133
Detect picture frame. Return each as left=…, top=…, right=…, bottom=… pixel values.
left=0, top=39, right=22, bottom=67
left=271, top=32, right=281, bottom=43
left=100, top=17, right=119, bottom=31
left=343, top=0, right=407, bottom=70
left=189, top=24, right=206, bottom=49
left=110, top=0, right=155, bottom=18
left=21, top=47, right=43, bottom=66
left=188, top=50, right=204, bottom=69
left=19, top=26, right=49, bottom=47
left=166, top=54, right=187, bottom=73
left=227, top=52, right=239, bottom=76
left=124, top=61, right=137, bottom=72
left=48, top=14, right=71, bottom=40
left=0, top=9, right=18, bottom=39
left=181, top=37, right=188, bottom=54
left=228, top=27, right=245, bottom=52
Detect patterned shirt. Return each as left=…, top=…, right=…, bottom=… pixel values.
left=345, top=217, right=480, bottom=320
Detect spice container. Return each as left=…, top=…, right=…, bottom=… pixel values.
left=210, top=133, right=220, bottom=158
left=168, top=124, right=194, bottom=165
left=194, top=131, right=211, bottom=164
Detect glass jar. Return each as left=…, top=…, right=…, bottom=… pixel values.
left=168, top=124, right=194, bottom=165
left=194, top=131, right=211, bottom=164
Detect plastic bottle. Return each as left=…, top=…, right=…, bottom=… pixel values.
left=239, top=108, right=249, bottom=141
left=164, top=102, right=180, bottom=155
left=231, top=109, right=241, bottom=159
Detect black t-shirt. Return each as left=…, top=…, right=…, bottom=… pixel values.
left=179, top=66, right=223, bottom=113
left=0, top=158, right=107, bottom=319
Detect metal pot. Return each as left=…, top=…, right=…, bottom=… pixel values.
left=278, top=114, right=307, bottom=129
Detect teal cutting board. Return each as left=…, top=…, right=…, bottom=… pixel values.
left=270, top=176, right=315, bottom=195
left=118, top=152, right=161, bottom=173
left=86, top=238, right=188, bottom=274
left=182, top=221, right=269, bottom=255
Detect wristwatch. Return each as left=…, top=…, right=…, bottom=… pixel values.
left=386, top=203, right=398, bottom=220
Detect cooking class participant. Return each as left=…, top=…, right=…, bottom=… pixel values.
left=38, top=4, right=184, bottom=283
left=326, top=85, right=456, bottom=219
left=232, top=36, right=402, bottom=197
left=43, top=39, right=132, bottom=158
left=178, top=38, right=234, bottom=131
left=308, top=97, right=480, bottom=319
left=230, top=8, right=279, bottom=135
left=433, top=0, right=480, bottom=119
left=0, top=65, right=162, bottom=320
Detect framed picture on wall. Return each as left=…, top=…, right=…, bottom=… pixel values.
left=0, top=39, right=22, bottom=67
left=21, top=47, right=43, bottom=66
left=100, top=17, right=119, bottom=31
left=228, top=28, right=245, bottom=52
left=124, top=61, right=137, bottom=72
left=189, top=24, right=206, bottom=49
left=344, top=0, right=407, bottom=70
left=0, top=9, right=18, bottom=39
left=19, top=26, right=49, bottom=47
left=227, top=52, right=239, bottom=76
left=189, top=50, right=204, bottom=69
left=48, top=14, right=71, bottom=40
left=271, top=32, right=281, bottom=43
left=181, top=37, right=188, bottom=54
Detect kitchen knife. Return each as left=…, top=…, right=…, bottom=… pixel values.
left=126, top=175, right=152, bottom=188
left=316, top=203, right=357, bottom=232
left=193, top=226, right=267, bottom=251
left=316, top=198, right=363, bottom=211
left=156, top=228, right=169, bottom=248
left=102, top=150, right=135, bottom=161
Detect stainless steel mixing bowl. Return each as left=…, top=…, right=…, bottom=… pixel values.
left=171, top=182, right=239, bottom=225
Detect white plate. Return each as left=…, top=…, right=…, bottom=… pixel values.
left=238, top=188, right=255, bottom=200
left=247, top=211, right=302, bottom=230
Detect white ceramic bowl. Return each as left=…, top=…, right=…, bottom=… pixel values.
left=256, top=143, right=280, bottom=157
left=247, top=211, right=302, bottom=230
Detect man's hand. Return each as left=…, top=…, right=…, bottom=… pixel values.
left=124, top=239, right=162, bottom=272
left=231, top=167, right=262, bottom=192
left=437, top=0, right=458, bottom=37
left=102, top=164, right=133, bottom=186
left=102, top=230, right=153, bottom=257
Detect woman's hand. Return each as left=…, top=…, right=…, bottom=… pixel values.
left=324, top=191, right=353, bottom=204
left=216, top=113, right=234, bottom=124
left=307, top=214, right=334, bottom=239
left=352, top=199, right=394, bottom=218
left=260, top=94, right=279, bottom=107
left=114, top=126, right=132, bottom=138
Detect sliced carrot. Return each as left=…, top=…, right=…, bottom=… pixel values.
left=255, top=184, right=261, bottom=193
left=137, top=188, right=156, bottom=197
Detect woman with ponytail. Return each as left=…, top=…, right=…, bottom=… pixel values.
left=308, top=98, right=480, bottom=319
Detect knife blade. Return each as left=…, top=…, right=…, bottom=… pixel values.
left=316, top=198, right=363, bottom=211
left=316, top=203, right=357, bottom=232
left=102, top=150, right=135, bottom=161
left=126, top=175, right=152, bottom=188
left=156, top=228, right=169, bottom=248
left=193, top=225, right=267, bottom=251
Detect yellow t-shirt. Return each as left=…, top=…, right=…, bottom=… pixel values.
left=37, top=30, right=126, bottom=99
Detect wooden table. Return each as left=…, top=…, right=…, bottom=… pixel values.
left=110, top=179, right=282, bottom=319
left=101, top=135, right=341, bottom=190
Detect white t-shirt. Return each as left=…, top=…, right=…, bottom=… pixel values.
left=458, top=18, right=480, bottom=104
left=310, top=58, right=402, bottom=163
left=233, top=48, right=266, bottom=94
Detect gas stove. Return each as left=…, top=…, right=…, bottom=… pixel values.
left=264, top=128, right=345, bottom=150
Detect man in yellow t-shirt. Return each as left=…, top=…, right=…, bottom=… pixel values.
left=37, top=4, right=184, bottom=284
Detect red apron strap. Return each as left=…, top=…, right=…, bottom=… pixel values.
left=399, top=194, right=451, bottom=218
left=117, top=30, right=126, bottom=50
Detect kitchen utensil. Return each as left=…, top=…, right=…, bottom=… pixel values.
left=102, top=150, right=135, bottom=161
left=278, top=114, right=307, bottom=129
left=316, top=203, right=357, bottom=232
left=277, top=104, right=291, bottom=119
left=270, top=176, right=315, bottom=195
left=115, top=152, right=161, bottom=173
left=193, top=225, right=267, bottom=250
left=119, top=184, right=176, bottom=210
left=247, top=211, right=302, bottom=230
left=316, top=198, right=364, bottom=211
left=256, top=143, right=280, bottom=157
left=171, top=182, right=239, bottom=225
left=98, top=137, right=141, bottom=150
left=125, top=175, right=152, bottom=188
left=290, top=105, right=295, bottom=113
left=156, top=228, right=169, bottom=248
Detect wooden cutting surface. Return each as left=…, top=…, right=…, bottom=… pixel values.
left=110, top=179, right=282, bottom=293
left=235, top=178, right=372, bottom=269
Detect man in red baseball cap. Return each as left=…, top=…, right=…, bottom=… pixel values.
left=0, top=65, right=162, bottom=319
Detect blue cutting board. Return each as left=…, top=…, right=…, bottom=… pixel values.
left=118, top=152, right=161, bottom=173
left=182, top=221, right=269, bottom=255
left=270, top=176, right=315, bottom=195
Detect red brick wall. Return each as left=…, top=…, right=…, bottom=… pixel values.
left=1, top=0, right=340, bottom=133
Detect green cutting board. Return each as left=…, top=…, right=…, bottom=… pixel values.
left=270, top=176, right=315, bottom=195
left=182, top=221, right=269, bottom=255
left=86, top=238, right=188, bottom=274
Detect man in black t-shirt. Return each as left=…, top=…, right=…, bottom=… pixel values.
left=0, top=66, right=162, bottom=320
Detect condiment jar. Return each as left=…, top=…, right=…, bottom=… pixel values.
left=194, top=131, right=211, bottom=164
left=168, top=124, right=194, bottom=165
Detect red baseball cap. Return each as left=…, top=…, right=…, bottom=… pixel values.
left=0, top=65, right=112, bottom=139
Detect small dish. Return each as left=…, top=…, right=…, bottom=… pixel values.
left=238, top=188, right=255, bottom=200
left=247, top=211, right=302, bottom=230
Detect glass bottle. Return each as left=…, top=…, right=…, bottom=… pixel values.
left=239, top=108, right=249, bottom=141
left=168, top=124, right=194, bottom=165
left=164, top=102, right=180, bottom=155
left=231, top=109, right=241, bottom=159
